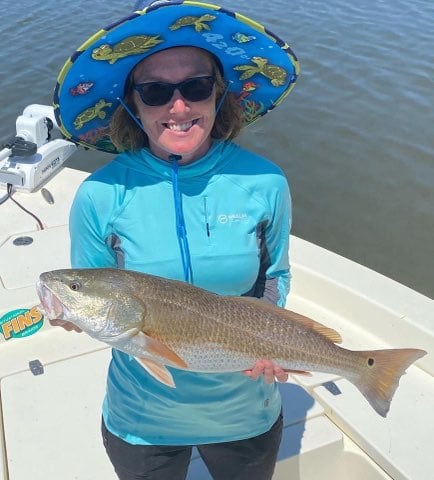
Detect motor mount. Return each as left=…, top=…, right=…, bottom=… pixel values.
left=0, top=105, right=77, bottom=192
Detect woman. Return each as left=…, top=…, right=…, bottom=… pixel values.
left=53, top=1, right=299, bottom=478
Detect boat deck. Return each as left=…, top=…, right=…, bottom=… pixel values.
left=0, top=167, right=433, bottom=479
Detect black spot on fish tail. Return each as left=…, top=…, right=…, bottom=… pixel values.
left=353, top=348, right=426, bottom=417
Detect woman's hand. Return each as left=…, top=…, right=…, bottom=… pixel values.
left=49, top=319, right=82, bottom=332
left=243, top=359, right=288, bottom=384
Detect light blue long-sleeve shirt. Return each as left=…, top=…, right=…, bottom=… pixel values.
left=70, top=141, right=291, bottom=445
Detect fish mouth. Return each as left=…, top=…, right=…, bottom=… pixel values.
left=36, top=281, right=69, bottom=320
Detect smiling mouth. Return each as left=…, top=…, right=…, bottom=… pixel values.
left=164, top=119, right=199, bottom=132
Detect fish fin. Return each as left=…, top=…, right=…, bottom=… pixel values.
left=352, top=348, right=427, bottom=417
left=287, top=311, right=342, bottom=344
left=230, top=297, right=342, bottom=344
left=135, top=357, right=176, bottom=388
left=137, top=332, right=188, bottom=369
left=284, top=369, right=312, bottom=377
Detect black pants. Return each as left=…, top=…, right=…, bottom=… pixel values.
left=102, top=413, right=283, bottom=480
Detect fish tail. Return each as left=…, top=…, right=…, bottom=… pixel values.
left=353, top=348, right=426, bottom=417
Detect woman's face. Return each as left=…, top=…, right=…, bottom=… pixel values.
left=132, top=47, right=217, bottom=164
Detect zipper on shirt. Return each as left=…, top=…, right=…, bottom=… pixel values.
left=203, top=197, right=211, bottom=238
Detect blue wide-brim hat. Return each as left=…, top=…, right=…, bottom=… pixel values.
left=53, top=0, right=300, bottom=153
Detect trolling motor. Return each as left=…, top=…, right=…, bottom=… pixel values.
left=0, top=105, right=77, bottom=192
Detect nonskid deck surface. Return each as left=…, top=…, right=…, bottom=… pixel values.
left=0, top=168, right=433, bottom=479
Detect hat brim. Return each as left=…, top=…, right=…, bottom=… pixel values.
left=53, top=1, right=299, bottom=153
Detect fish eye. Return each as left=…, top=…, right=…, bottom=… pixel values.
left=69, top=281, right=82, bottom=291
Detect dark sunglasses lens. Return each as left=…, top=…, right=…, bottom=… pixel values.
left=140, top=83, right=174, bottom=106
left=136, top=76, right=215, bottom=106
left=179, top=77, right=215, bottom=101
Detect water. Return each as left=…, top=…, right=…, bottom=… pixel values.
left=1, top=0, right=433, bottom=298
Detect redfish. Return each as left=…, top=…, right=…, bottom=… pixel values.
left=36, top=268, right=426, bottom=417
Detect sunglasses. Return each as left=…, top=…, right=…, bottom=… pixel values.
left=133, top=75, right=216, bottom=106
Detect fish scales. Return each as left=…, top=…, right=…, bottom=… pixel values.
left=62, top=271, right=387, bottom=377
left=36, top=268, right=427, bottom=417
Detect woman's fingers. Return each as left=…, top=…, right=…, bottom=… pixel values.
left=243, top=359, right=289, bottom=383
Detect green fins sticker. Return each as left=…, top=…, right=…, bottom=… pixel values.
left=0, top=307, right=44, bottom=340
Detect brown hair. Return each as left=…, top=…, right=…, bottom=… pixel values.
left=109, top=55, right=243, bottom=152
